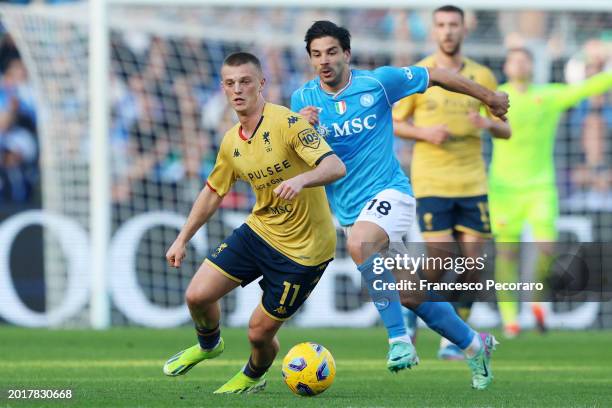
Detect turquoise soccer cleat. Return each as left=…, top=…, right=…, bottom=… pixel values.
left=467, top=333, right=498, bottom=390
left=387, top=341, right=419, bottom=373
left=163, top=338, right=224, bottom=376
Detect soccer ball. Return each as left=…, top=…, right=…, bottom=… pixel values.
left=281, top=342, right=336, bottom=396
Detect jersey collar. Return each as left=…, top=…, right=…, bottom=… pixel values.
left=238, top=104, right=266, bottom=141
left=319, top=70, right=353, bottom=99
left=431, top=56, right=466, bottom=74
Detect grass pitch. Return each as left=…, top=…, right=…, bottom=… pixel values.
left=1, top=327, right=611, bottom=407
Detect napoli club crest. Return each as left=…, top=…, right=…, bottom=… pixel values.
left=360, top=93, right=374, bottom=107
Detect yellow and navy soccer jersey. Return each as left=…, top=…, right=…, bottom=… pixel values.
left=392, top=56, right=500, bottom=198
left=206, top=103, right=336, bottom=266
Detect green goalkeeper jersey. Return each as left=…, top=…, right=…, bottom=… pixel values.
left=489, top=72, right=612, bottom=192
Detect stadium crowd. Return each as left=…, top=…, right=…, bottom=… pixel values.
left=0, top=6, right=609, bottom=221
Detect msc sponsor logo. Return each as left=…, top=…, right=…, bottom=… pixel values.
left=330, top=114, right=377, bottom=137
left=269, top=204, right=293, bottom=215
left=298, top=128, right=321, bottom=149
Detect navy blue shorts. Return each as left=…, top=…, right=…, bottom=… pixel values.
left=416, top=195, right=491, bottom=237
left=205, top=224, right=331, bottom=321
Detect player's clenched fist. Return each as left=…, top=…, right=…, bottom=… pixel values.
left=299, top=106, right=319, bottom=126
left=273, top=176, right=305, bottom=200
left=423, top=124, right=450, bottom=145
left=487, top=91, right=510, bottom=121
left=166, top=239, right=186, bottom=268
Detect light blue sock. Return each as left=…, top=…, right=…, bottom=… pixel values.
left=414, top=302, right=476, bottom=349
left=358, top=253, right=407, bottom=340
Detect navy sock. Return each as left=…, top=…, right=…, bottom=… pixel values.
left=195, top=324, right=220, bottom=350
left=358, top=253, right=407, bottom=339
left=243, top=355, right=271, bottom=379
left=414, top=302, right=476, bottom=349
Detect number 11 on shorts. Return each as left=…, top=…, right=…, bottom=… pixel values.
left=280, top=281, right=301, bottom=306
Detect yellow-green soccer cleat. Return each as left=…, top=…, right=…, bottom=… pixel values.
left=163, top=338, right=224, bottom=376
left=213, top=370, right=267, bottom=394
left=467, top=333, right=498, bottom=390
left=387, top=341, right=419, bottom=373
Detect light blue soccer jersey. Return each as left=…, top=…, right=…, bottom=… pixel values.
left=291, top=66, right=429, bottom=226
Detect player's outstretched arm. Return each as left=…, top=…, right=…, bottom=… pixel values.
left=428, top=67, right=510, bottom=121
left=553, top=71, right=612, bottom=111
left=166, top=185, right=223, bottom=268
left=273, top=154, right=346, bottom=200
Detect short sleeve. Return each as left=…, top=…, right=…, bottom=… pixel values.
left=374, top=66, right=430, bottom=105
left=285, top=114, right=334, bottom=167
left=290, top=89, right=305, bottom=113
left=206, top=143, right=238, bottom=196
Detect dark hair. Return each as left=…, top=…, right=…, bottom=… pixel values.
left=222, top=52, right=262, bottom=71
left=433, top=5, right=465, bottom=21
left=304, top=20, right=351, bottom=55
left=506, top=47, right=534, bottom=62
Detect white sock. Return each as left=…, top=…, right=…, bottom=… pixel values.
left=389, top=334, right=413, bottom=344
left=440, top=337, right=453, bottom=349
left=462, top=333, right=482, bottom=358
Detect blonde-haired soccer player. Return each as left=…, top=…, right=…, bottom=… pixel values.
left=163, top=52, right=345, bottom=394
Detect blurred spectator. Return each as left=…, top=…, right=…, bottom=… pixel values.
left=0, top=32, right=20, bottom=73
left=499, top=11, right=559, bottom=83
left=1, top=58, right=36, bottom=132
left=173, top=74, right=214, bottom=184
left=384, top=9, right=428, bottom=43
left=0, top=95, right=37, bottom=202
left=569, top=40, right=612, bottom=194
left=0, top=30, right=38, bottom=203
